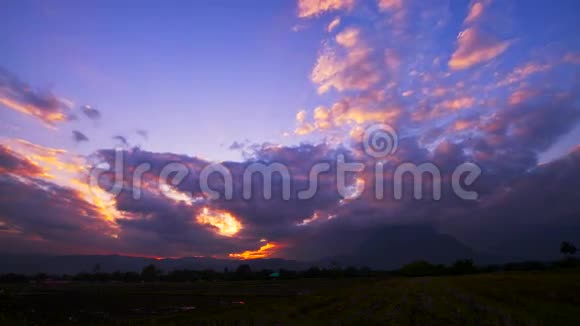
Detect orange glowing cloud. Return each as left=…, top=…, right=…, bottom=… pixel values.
left=69, top=179, right=122, bottom=233
left=0, top=97, right=68, bottom=127
left=294, top=110, right=315, bottom=135
left=298, top=0, right=355, bottom=18
left=508, top=89, right=537, bottom=106
left=452, top=119, right=473, bottom=132
left=0, top=68, right=73, bottom=127
left=196, top=207, right=242, bottom=237
left=294, top=100, right=400, bottom=136
left=439, top=96, right=475, bottom=111
left=449, top=27, right=510, bottom=70
left=335, top=27, right=361, bottom=48
left=0, top=138, right=122, bottom=232
left=159, top=183, right=198, bottom=205
left=0, top=144, right=48, bottom=178
left=0, top=139, right=81, bottom=180
left=311, top=33, right=380, bottom=94
left=229, top=242, right=280, bottom=260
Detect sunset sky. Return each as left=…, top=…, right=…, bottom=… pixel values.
left=1, top=0, right=579, bottom=261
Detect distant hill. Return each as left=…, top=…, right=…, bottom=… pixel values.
left=320, top=225, right=503, bottom=270
left=0, top=226, right=507, bottom=274
left=0, top=254, right=310, bottom=275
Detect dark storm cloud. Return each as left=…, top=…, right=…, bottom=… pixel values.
left=0, top=164, right=253, bottom=257
left=0, top=174, right=116, bottom=253
left=478, top=89, right=580, bottom=152
left=2, top=0, right=580, bottom=263
left=1, top=81, right=579, bottom=260
left=85, top=82, right=580, bottom=258
left=440, top=146, right=580, bottom=259
left=115, top=209, right=252, bottom=257
left=91, top=144, right=340, bottom=237
left=2, top=132, right=580, bottom=260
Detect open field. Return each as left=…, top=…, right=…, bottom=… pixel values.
left=1, top=269, right=580, bottom=325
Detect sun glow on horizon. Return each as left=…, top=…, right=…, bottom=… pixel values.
left=229, top=242, right=280, bottom=260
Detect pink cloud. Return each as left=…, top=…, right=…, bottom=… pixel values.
left=377, top=0, right=402, bottom=11
left=439, top=96, right=476, bottom=111
left=464, top=1, right=485, bottom=24
left=311, top=29, right=381, bottom=93
left=0, top=68, right=73, bottom=128
left=298, top=0, right=355, bottom=18
left=498, top=62, right=551, bottom=87
left=335, top=27, right=361, bottom=48
left=563, top=52, right=580, bottom=65
left=448, top=27, right=510, bottom=70
left=327, top=17, right=341, bottom=32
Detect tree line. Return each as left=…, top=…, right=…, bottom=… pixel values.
left=1, top=241, right=576, bottom=283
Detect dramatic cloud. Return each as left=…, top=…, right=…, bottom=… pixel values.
left=196, top=207, right=242, bottom=237
left=0, top=0, right=579, bottom=263
left=229, top=242, right=280, bottom=259
left=0, top=67, right=71, bottom=126
left=0, top=175, right=117, bottom=253
left=0, top=145, right=45, bottom=177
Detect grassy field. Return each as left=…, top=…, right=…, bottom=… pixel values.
left=1, top=269, right=580, bottom=325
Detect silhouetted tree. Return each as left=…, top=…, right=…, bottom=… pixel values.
left=304, top=266, right=321, bottom=278
left=450, top=259, right=476, bottom=274
left=344, top=266, right=359, bottom=277
left=167, top=269, right=199, bottom=282
left=141, top=264, right=162, bottom=282
left=123, top=272, right=141, bottom=282
left=399, top=261, right=443, bottom=276
left=235, top=264, right=252, bottom=279
left=560, top=241, right=577, bottom=256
